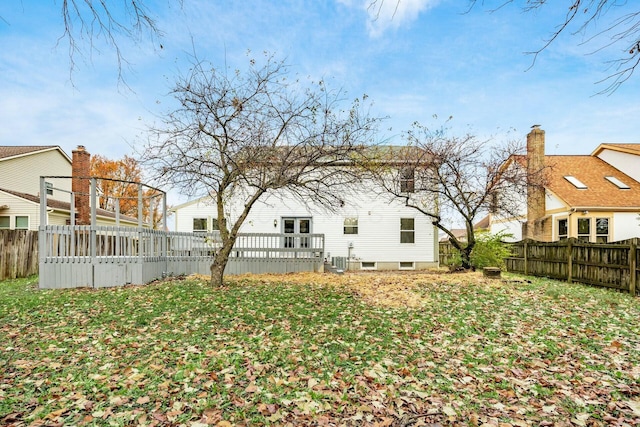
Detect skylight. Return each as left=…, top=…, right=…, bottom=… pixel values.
left=605, top=176, right=630, bottom=189
left=564, top=176, right=587, bottom=189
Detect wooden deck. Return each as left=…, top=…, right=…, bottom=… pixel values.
left=39, top=226, right=325, bottom=289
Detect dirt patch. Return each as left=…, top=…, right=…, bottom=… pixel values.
left=190, top=269, right=508, bottom=309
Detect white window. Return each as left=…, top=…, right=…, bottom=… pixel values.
left=400, top=218, right=415, bottom=243
left=343, top=217, right=358, bottom=235
left=192, top=217, right=219, bottom=233
left=577, top=218, right=590, bottom=242
left=15, top=216, right=29, bottom=229
left=0, top=216, right=9, bottom=229
left=193, top=218, right=207, bottom=233
left=557, top=218, right=568, bottom=240
left=45, top=182, right=53, bottom=196
left=595, top=218, right=609, bottom=243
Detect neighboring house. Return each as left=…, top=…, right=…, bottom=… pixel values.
left=170, top=183, right=440, bottom=271
left=489, top=127, right=640, bottom=243
left=438, top=216, right=491, bottom=243
left=0, top=145, right=138, bottom=230
left=591, top=143, right=640, bottom=183
left=439, top=229, right=468, bottom=243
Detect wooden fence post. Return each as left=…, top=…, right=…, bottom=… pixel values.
left=567, top=239, right=573, bottom=284
left=630, top=242, right=637, bottom=296
left=524, top=240, right=528, bottom=275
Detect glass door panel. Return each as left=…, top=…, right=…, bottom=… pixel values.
left=282, top=217, right=312, bottom=249
left=283, top=218, right=295, bottom=248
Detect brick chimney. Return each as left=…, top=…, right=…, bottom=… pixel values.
left=72, top=145, right=91, bottom=225
left=526, top=125, right=545, bottom=239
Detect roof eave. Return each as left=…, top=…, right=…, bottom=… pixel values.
left=0, top=146, right=72, bottom=164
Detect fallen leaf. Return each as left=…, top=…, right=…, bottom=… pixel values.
left=627, top=400, right=640, bottom=417
left=45, top=408, right=68, bottom=420
left=442, top=405, right=457, bottom=416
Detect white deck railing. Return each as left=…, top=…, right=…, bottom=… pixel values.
left=39, top=226, right=324, bottom=289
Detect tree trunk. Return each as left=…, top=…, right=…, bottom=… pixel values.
left=209, top=240, right=235, bottom=287
left=460, top=246, right=473, bottom=270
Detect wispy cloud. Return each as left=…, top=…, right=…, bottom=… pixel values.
left=341, top=0, right=440, bottom=37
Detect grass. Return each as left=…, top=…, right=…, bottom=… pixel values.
left=0, top=272, right=639, bottom=426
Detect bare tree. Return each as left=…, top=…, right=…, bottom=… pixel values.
left=57, top=0, right=164, bottom=84
left=469, top=1, right=640, bottom=94
left=367, top=122, right=537, bottom=269
left=139, top=53, right=380, bottom=286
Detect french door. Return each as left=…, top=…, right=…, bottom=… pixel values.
left=283, top=217, right=311, bottom=248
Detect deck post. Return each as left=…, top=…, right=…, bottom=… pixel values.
left=90, top=178, right=97, bottom=287
left=38, top=178, right=47, bottom=287
left=138, top=183, right=143, bottom=229
left=70, top=192, right=75, bottom=257
left=39, top=177, right=47, bottom=227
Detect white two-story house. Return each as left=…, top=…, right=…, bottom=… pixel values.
left=170, top=175, right=440, bottom=271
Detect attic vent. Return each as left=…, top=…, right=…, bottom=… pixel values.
left=605, top=176, right=630, bottom=189
left=564, top=176, right=587, bottom=189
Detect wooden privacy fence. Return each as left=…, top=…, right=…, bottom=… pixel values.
left=506, top=238, right=638, bottom=296
left=438, top=241, right=458, bottom=266
left=0, top=230, right=39, bottom=280
left=39, top=225, right=325, bottom=289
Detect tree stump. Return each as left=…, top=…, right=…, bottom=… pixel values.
left=483, top=267, right=501, bottom=279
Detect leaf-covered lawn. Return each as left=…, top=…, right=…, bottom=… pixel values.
left=1, top=272, right=639, bottom=426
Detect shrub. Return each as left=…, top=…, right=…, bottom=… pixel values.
left=449, top=230, right=513, bottom=270
left=470, top=230, right=513, bottom=270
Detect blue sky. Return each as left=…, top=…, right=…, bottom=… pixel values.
left=1, top=0, right=638, bottom=171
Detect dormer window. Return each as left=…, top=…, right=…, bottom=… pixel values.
left=564, top=176, right=587, bottom=189
left=604, top=176, right=630, bottom=189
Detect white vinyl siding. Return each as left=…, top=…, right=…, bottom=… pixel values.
left=170, top=183, right=437, bottom=266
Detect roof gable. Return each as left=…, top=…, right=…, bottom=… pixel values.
left=591, top=143, right=640, bottom=157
